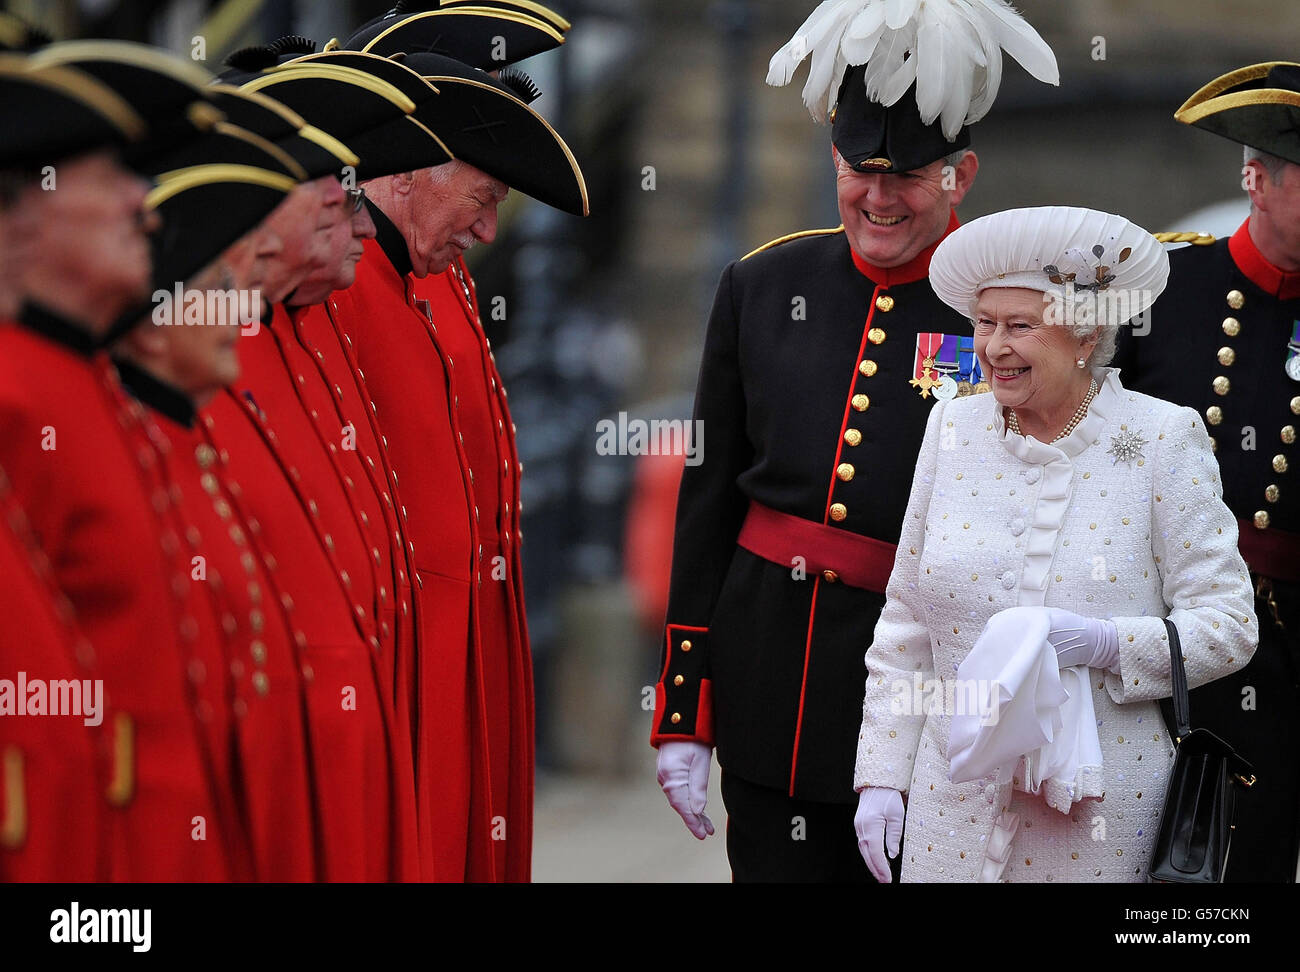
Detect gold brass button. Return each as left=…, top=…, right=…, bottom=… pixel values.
left=1254, top=510, right=1271, bottom=529
left=252, top=671, right=269, bottom=696
left=670, top=713, right=682, bottom=725
left=875, top=295, right=895, bottom=312
left=250, top=640, right=267, bottom=664
left=1217, top=346, right=1236, bottom=366
left=1226, top=290, right=1244, bottom=310
left=867, top=327, right=886, bottom=344
left=837, top=463, right=855, bottom=482
left=1266, top=484, right=1280, bottom=503
left=1209, top=436, right=1217, bottom=453
left=1205, top=405, right=1223, bottom=426
left=1212, top=376, right=1230, bottom=396
left=859, top=359, right=878, bottom=377
left=673, top=675, right=684, bottom=686
left=851, top=394, right=870, bottom=412
left=1293, top=396, right=1300, bottom=415
left=829, top=503, right=848, bottom=522
left=844, top=428, right=862, bottom=446
left=822, top=569, right=839, bottom=583
left=1273, top=454, right=1288, bottom=473
left=680, top=640, right=692, bottom=652
left=1222, top=316, right=1241, bottom=337
left=1283, top=425, right=1296, bottom=445
left=195, top=444, right=217, bottom=469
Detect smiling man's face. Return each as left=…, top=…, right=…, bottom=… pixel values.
left=835, top=149, right=977, bottom=269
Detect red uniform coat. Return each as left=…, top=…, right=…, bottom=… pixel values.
left=326, top=208, right=532, bottom=882
left=202, top=311, right=418, bottom=881
left=0, top=313, right=237, bottom=880
left=0, top=465, right=100, bottom=881
left=115, top=361, right=317, bottom=881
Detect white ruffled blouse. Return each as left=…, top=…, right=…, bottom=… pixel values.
left=854, top=367, right=1258, bottom=882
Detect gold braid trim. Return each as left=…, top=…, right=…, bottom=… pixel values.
left=1152, top=231, right=1217, bottom=245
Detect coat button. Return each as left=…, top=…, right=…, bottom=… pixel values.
left=1213, top=375, right=1230, bottom=395
left=822, top=569, right=839, bottom=583
left=867, top=327, right=886, bottom=344
left=1001, top=571, right=1016, bottom=589
left=1226, top=290, right=1244, bottom=310
left=1217, top=346, right=1236, bottom=366
left=1272, top=454, right=1288, bottom=473
left=1254, top=510, right=1270, bottom=529
left=844, top=429, right=862, bottom=446
left=836, top=463, right=855, bottom=482
left=1222, top=316, right=1240, bottom=336
left=829, top=503, right=848, bottom=521
left=674, top=675, right=685, bottom=686
left=851, top=394, right=869, bottom=412
left=1205, top=405, right=1223, bottom=426
left=680, top=640, right=692, bottom=652
left=1265, top=484, right=1279, bottom=502
left=875, top=295, right=895, bottom=312
left=1024, top=468, right=1041, bottom=484
left=1009, top=518, right=1026, bottom=536
left=1283, top=425, right=1296, bottom=445
left=671, top=713, right=682, bottom=724
left=859, top=359, right=877, bottom=377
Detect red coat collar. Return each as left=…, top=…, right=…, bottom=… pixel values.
left=849, top=209, right=960, bottom=286
left=1229, top=219, right=1300, bottom=300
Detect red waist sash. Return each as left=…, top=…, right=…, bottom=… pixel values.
left=736, top=499, right=897, bottom=593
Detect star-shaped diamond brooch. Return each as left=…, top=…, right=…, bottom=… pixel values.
left=1106, top=428, right=1148, bottom=466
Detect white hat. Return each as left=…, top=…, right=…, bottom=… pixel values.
left=928, top=206, right=1169, bottom=328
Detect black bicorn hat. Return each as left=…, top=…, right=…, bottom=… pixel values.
left=342, top=0, right=568, bottom=70
left=396, top=51, right=587, bottom=215
left=1175, top=62, right=1300, bottom=166
left=23, top=41, right=223, bottom=171
left=831, top=65, right=970, bottom=175
left=225, top=40, right=450, bottom=180
left=0, top=54, right=148, bottom=169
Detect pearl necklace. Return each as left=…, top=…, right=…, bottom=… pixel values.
left=1007, top=378, right=1098, bottom=442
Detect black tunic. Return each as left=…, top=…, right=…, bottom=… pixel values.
left=653, top=218, right=972, bottom=803
left=1113, top=222, right=1300, bottom=882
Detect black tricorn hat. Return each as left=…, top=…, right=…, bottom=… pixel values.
left=831, top=65, right=970, bottom=176
left=236, top=57, right=449, bottom=180
left=397, top=51, right=587, bottom=215
left=204, top=85, right=359, bottom=179
left=342, top=1, right=567, bottom=70
left=0, top=55, right=147, bottom=168
left=25, top=41, right=222, bottom=171
left=1175, top=62, right=1300, bottom=166
left=146, top=154, right=298, bottom=288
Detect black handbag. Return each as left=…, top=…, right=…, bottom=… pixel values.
left=1148, top=618, right=1256, bottom=883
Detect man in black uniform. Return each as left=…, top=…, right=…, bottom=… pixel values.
left=650, top=2, right=1059, bottom=881
left=1114, top=62, right=1300, bottom=883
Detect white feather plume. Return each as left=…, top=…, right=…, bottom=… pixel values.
left=766, top=0, right=1060, bottom=134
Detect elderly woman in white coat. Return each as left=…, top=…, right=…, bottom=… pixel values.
left=853, top=207, right=1258, bottom=883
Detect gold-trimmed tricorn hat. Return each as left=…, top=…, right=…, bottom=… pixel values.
left=342, top=0, right=569, bottom=69
left=1175, top=61, right=1300, bottom=166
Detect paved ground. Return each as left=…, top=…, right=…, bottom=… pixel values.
left=533, top=757, right=731, bottom=882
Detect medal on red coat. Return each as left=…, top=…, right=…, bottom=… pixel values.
left=910, top=333, right=942, bottom=399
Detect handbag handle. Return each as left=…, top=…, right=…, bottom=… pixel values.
left=1163, top=618, right=1192, bottom=742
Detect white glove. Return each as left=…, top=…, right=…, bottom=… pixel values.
left=1046, top=608, right=1119, bottom=672
left=655, top=741, right=715, bottom=840
left=854, top=786, right=904, bottom=883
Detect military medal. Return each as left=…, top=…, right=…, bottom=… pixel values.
left=909, top=333, right=942, bottom=399
left=1286, top=321, right=1300, bottom=381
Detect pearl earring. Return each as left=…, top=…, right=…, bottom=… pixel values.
left=1076, top=357, right=1087, bottom=368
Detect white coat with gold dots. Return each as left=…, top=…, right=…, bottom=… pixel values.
left=854, top=367, right=1258, bottom=882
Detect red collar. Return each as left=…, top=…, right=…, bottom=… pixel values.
left=1229, top=219, right=1300, bottom=300
left=849, top=209, right=960, bottom=287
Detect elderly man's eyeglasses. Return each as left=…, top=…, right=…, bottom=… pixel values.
left=345, top=188, right=367, bottom=213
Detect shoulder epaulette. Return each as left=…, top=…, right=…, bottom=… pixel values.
left=1152, top=231, right=1216, bottom=245
left=742, top=225, right=844, bottom=261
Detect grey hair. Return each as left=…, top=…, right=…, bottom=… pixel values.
left=943, top=148, right=971, bottom=168
left=1244, top=145, right=1287, bottom=186
left=1076, top=323, right=1118, bottom=367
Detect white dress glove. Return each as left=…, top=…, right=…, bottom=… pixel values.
left=655, top=741, right=715, bottom=840
left=854, top=786, right=904, bottom=883
left=1046, top=608, right=1120, bottom=672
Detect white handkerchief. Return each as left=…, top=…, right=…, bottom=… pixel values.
left=947, top=606, right=1104, bottom=813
